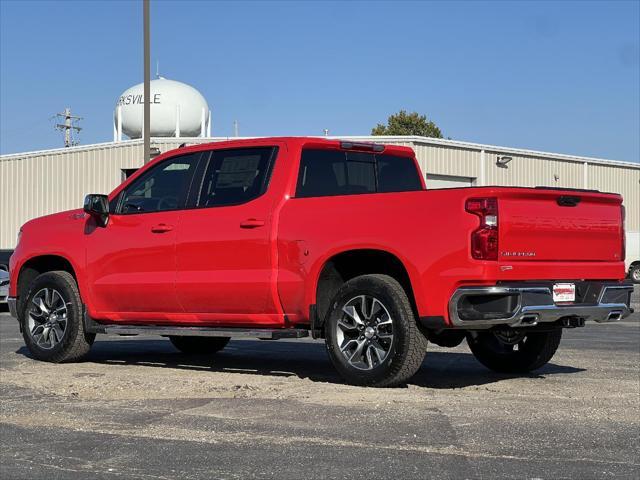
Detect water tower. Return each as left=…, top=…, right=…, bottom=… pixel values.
left=114, top=77, right=211, bottom=140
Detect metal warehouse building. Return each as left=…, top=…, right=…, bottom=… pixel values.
left=1, top=135, right=639, bottom=273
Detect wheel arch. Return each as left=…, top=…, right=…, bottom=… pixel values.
left=311, top=248, right=422, bottom=337
left=16, top=254, right=84, bottom=319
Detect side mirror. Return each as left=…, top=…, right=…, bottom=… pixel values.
left=83, top=194, right=109, bottom=227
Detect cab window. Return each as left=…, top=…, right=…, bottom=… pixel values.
left=118, top=153, right=200, bottom=214
left=296, top=149, right=421, bottom=198
left=196, top=147, right=277, bottom=207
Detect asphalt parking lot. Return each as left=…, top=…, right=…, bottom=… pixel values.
left=1, top=290, right=639, bottom=480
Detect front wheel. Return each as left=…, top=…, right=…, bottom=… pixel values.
left=21, top=270, right=95, bottom=362
left=466, top=328, right=562, bottom=373
left=324, top=274, right=428, bottom=387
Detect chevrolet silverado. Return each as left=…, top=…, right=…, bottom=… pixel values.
left=7, top=137, right=634, bottom=386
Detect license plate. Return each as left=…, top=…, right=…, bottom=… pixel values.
left=553, top=283, right=575, bottom=303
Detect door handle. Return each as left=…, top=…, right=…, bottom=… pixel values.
left=240, top=218, right=265, bottom=229
left=151, top=223, right=174, bottom=233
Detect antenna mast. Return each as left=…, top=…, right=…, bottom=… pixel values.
left=54, top=108, right=83, bottom=147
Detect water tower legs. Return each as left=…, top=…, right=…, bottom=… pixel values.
left=175, top=104, right=181, bottom=137
left=113, top=106, right=123, bottom=142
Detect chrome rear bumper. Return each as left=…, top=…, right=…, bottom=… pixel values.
left=449, top=283, right=633, bottom=329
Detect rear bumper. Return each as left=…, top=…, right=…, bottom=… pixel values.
left=449, top=282, right=634, bottom=329
left=7, top=297, right=18, bottom=318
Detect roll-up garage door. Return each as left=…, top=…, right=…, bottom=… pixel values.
left=425, top=174, right=475, bottom=189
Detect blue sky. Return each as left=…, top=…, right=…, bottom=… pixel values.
left=1, top=0, right=639, bottom=161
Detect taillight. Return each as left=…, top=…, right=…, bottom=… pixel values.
left=621, top=205, right=626, bottom=261
left=466, top=197, right=498, bottom=260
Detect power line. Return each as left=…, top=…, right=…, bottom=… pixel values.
left=53, top=108, right=83, bottom=147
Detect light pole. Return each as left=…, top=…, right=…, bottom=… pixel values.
left=143, top=0, right=151, bottom=163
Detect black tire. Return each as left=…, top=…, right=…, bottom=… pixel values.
left=466, top=328, right=562, bottom=373
left=629, top=264, right=640, bottom=284
left=21, top=271, right=95, bottom=362
left=324, top=274, right=428, bottom=387
left=169, top=336, right=230, bottom=355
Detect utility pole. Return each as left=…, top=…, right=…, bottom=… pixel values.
left=143, top=0, right=151, bottom=163
left=233, top=120, right=239, bottom=137
left=54, top=108, right=82, bottom=147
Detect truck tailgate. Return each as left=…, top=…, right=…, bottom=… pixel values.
left=498, top=189, right=624, bottom=262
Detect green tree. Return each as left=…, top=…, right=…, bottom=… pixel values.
left=371, top=110, right=443, bottom=138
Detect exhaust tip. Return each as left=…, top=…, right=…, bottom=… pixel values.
left=606, top=311, right=623, bottom=322
left=519, top=314, right=539, bottom=325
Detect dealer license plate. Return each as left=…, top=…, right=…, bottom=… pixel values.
left=553, top=283, right=575, bottom=303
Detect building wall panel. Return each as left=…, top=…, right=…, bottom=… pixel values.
left=1, top=137, right=639, bottom=250
left=589, top=164, right=640, bottom=231
left=484, top=151, right=584, bottom=189
left=0, top=143, right=145, bottom=248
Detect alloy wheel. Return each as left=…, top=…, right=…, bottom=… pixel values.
left=491, top=329, right=527, bottom=352
left=27, top=288, right=68, bottom=350
left=335, top=295, right=394, bottom=370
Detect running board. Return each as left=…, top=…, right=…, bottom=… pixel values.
left=99, top=325, right=309, bottom=340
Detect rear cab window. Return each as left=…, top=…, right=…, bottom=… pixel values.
left=195, top=147, right=277, bottom=207
left=296, top=148, right=422, bottom=198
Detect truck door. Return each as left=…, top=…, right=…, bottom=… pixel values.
left=85, top=152, right=201, bottom=318
left=175, top=146, right=281, bottom=324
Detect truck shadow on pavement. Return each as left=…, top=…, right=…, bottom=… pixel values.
left=16, top=338, right=585, bottom=389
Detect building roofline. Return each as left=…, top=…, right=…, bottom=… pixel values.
left=2, top=135, right=639, bottom=169
left=0, top=139, right=144, bottom=160
left=330, top=135, right=640, bottom=169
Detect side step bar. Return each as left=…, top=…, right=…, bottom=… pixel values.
left=84, top=313, right=309, bottom=339
left=99, top=324, right=309, bottom=340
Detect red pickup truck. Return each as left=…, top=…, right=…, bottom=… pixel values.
left=7, top=137, right=633, bottom=386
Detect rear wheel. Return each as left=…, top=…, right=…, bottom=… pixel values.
left=169, top=336, right=230, bottom=355
left=629, top=264, right=640, bottom=284
left=324, top=274, right=428, bottom=387
left=466, top=328, right=562, bottom=373
left=21, top=271, right=95, bottom=362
